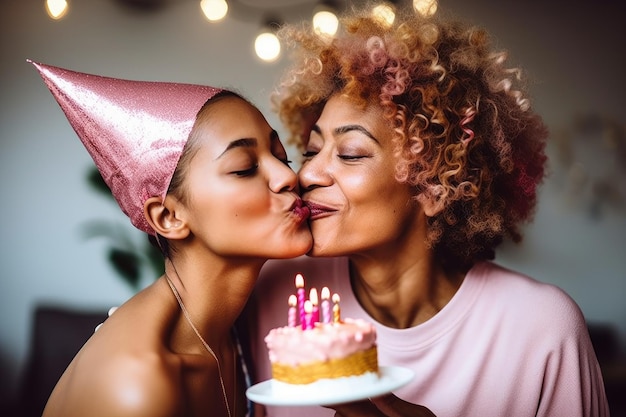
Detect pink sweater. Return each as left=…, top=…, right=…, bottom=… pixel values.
left=249, top=257, right=609, bottom=417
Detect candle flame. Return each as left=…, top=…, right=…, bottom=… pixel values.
left=309, top=288, right=318, bottom=305
left=288, top=294, right=297, bottom=307
left=321, top=286, right=330, bottom=300
left=295, top=273, right=304, bottom=288
left=332, top=294, right=341, bottom=323
left=304, top=300, right=313, bottom=313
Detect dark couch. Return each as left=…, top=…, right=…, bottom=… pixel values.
left=5, top=305, right=106, bottom=417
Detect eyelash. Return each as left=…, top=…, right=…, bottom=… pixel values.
left=232, top=157, right=291, bottom=177
left=232, top=165, right=258, bottom=177
left=302, top=151, right=366, bottom=161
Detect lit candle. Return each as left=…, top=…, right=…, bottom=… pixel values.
left=321, top=287, right=331, bottom=324
left=304, top=300, right=314, bottom=330
left=295, top=273, right=306, bottom=330
left=288, top=294, right=297, bottom=327
left=309, top=288, right=320, bottom=324
left=332, top=293, right=341, bottom=323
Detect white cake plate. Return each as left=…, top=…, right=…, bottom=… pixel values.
left=245, top=366, right=415, bottom=406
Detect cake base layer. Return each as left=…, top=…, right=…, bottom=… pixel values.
left=270, top=371, right=380, bottom=398
left=270, top=346, right=378, bottom=384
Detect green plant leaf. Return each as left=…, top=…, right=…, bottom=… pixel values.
left=80, top=219, right=134, bottom=249
left=144, top=238, right=165, bottom=276
left=108, top=248, right=141, bottom=289
left=86, top=166, right=114, bottom=200
left=82, top=164, right=163, bottom=290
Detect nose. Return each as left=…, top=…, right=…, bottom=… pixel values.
left=298, top=150, right=333, bottom=191
left=269, top=158, right=298, bottom=193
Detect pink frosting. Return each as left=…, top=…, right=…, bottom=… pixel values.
left=264, top=318, right=377, bottom=366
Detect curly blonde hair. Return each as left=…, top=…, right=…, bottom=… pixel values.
left=272, top=4, right=548, bottom=268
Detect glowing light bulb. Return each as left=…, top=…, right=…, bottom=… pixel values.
left=200, top=0, right=228, bottom=22
left=372, top=4, right=395, bottom=27
left=255, top=32, right=281, bottom=62
left=46, top=0, right=68, bottom=20
left=413, top=0, right=438, bottom=16
left=313, top=10, right=339, bottom=37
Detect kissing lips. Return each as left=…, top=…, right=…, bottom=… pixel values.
left=291, top=198, right=310, bottom=222
left=304, top=201, right=337, bottom=219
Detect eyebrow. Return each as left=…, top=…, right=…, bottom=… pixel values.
left=216, top=130, right=280, bottom=159
left=311, top=124, right=379, bottom=144
left=217, top=138, right=257, bottom=159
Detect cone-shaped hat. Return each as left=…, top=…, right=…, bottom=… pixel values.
left=30, top=60, right=222, bottom=235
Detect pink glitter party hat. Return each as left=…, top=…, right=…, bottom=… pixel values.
left=30, top=60, right=222, bottom=235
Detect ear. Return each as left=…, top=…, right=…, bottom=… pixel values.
left=144, top=196, right=190, bottom=240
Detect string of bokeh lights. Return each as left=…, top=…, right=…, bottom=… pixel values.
left=44, top=0, right=438, bottom=63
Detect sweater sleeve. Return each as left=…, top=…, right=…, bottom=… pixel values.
left=535, top=287, right=609, bottom=417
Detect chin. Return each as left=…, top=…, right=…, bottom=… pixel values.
left=274, top=238, right=313, bottom=259
left=296, top=239, right=314, bottom=257
left=307, top=243, right=340, bottom=258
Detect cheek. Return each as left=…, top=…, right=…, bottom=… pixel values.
left=222, top=188, right=270, bottom=219
left=342, top=173, right=413, bottom=239
left=191, top=181, right=270, bottom=226
left=343, top=167, right=396, bottom=211
left=189, top=189, right=277, bottom=254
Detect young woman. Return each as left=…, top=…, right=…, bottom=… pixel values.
left=248, top=4, right=608, bottom=417
left=31, top=61, right=312, bottom=417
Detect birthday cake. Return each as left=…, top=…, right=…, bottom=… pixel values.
left=263, top=274, right=379, bottom=394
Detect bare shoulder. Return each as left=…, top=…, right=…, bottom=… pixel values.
left=95, top=351, right=183, bottom=416
left=43, top=283, right=186, bottom=417
left=44, top=345, right=183, bottom=417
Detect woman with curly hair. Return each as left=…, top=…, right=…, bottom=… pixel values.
left=248, top=3, right=608, bottom=417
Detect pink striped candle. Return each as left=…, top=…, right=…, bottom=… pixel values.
left=309, top=288, right=320, bottom=324
left=304, top=300, right=314, bottom=330
left=295, top=273, right=306, bottom=330
left=321, top=287, right=331, bottom=324
left=287, top=294, right=297, bottom=327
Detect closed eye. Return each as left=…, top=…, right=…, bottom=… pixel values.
left=232, top=165, right=258, bottom=177
left=338, top=155, right=368, bottom=160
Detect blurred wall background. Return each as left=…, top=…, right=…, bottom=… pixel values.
left=1, top=0, right=624, bottom=406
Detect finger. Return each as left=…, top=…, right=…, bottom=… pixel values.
left=95, top=306, right=119, bottom=332
left=370, top=394, right=437, bottom=417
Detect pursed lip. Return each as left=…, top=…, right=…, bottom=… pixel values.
left=290, top=198, right=310, bottom=222
left=304, top=200, right=338, bottom=219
